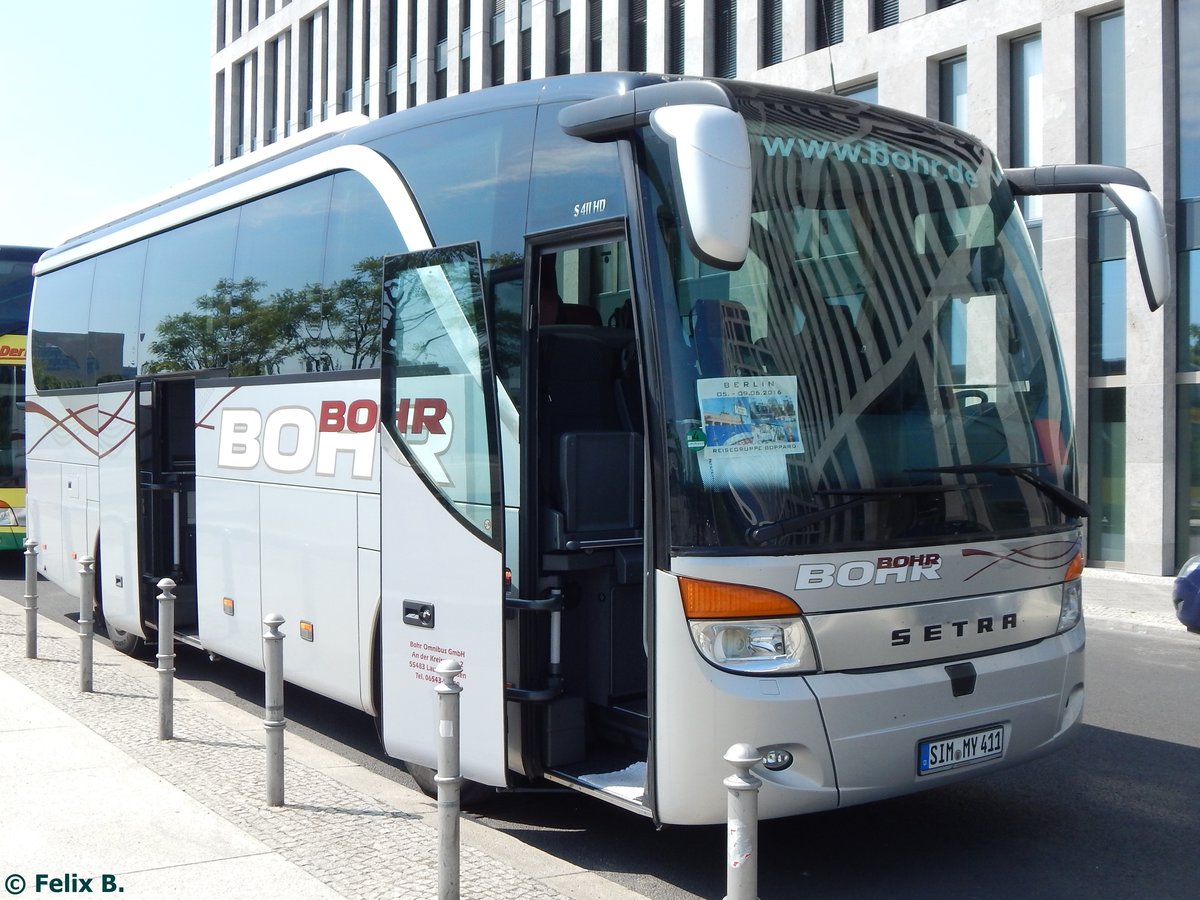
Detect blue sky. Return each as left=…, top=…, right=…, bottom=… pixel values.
left=0, top=2, right=211, bottom=248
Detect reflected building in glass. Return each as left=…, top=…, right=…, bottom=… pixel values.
left=212, top=1, right=1187, bottom=577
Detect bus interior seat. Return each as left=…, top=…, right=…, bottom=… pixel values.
left=557, top=302, right=603, bottom=326
left=538, top=325, right=643, bottom=552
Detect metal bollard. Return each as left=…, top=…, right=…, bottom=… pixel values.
left=263, top=613, right=286, bottom=807
left=156, top=578, right=176, bottom=740
left=724, top=743, right=763, bottom=900
left=435, top=658, right=463, bottom=900
left=78, top=556, right=95, bottom=692
left=23, top=538, right=38, bottom=659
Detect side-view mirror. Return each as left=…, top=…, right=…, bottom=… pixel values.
left=649, top=104, right=752, bottom=270
left=1007, top=164, right=1171, bottom=312
left=558, top=81, right=753, bottom=271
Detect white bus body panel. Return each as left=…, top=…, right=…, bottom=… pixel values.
left=96, top=388, right=142, bottom=637
left=25, top=393, right=101, bottom=595
left=378, top=444, right=507, bottom=787
left=655, top=535, right=1085, bottom=824
left=195, top=477, right=263, bottom=667
left=194, top=379, right=381, bottom=708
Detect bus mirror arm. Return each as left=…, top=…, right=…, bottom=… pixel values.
left=1007, top=164, right=1171, bottom=312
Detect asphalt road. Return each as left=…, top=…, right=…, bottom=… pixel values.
left=4, top=553, right=1197, bottom=899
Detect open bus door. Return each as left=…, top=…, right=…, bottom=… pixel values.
left=135, top=374, right=201, bottom=641
left=377, top=244, right=509, bottom=787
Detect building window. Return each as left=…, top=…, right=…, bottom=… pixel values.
left=1010, top=34, right=1042, bottom=256
left=938, top=55, right=966, bottom=128
left=667, top=0, right=684, bottom=74
left=519, top=0, right=531, bottom=81
left=1087, top=11, right=1126, bottom=565
left=342, top=0, right=357, bottom=111
left=815, top=0, right=843, bottom=50
left=1088, top=12, right=1126, bottom=376
left=1088, top=387, right=1126, bottom=563
left=435, top=0, right=449, bottom=98
left=1089, top=214, right=1128, bottom=375
left=1176, top=0, right=1200, bottom=566
left=491, top=1, right=505, bottom=86
left=386, top=0, right=399, bottom=113
left=628, top=0, right=647, bottom=72
left=840, top=82, right=878, bottom=104
left=762, top=0, right=783, bottom=66
left=303, top=14, right=316, bottom=127
left=1176, top=386, right=1200, bottom=564
left=587, top=0, right=601, bottom=71
left=461, top=2, right=472, bottom=91
left=714, top=0, right=735, bottom=78
left=553, top=0, right=570, bottom=75
left=872, top=0, right=898, bottom=31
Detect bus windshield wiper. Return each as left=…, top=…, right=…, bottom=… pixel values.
left=746, top=485, right=974, bottom=545
left=908, top=463, right=1090, bottom=519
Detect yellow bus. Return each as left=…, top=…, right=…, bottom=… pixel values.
left=0, top=247, right=42, bottom=551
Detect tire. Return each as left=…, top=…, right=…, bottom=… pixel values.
left=404, top=761, right=495, bottom=808
left=94, top=547, right=145, bottom=657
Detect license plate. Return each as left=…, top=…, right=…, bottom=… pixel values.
left=918, top=724, right=1004, bottom=775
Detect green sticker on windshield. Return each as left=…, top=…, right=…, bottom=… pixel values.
left=686, top=428, right=707, bottom=451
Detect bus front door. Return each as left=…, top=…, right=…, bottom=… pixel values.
left=377, top=244, right=509, bottom=787
left=135, top=374, right=200, bottom=638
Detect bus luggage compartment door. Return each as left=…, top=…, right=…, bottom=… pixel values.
left=377, top=244, right=508, bottom=787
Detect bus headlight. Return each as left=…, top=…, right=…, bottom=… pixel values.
left=679, top=577, right=818, bottom=674
left=1057, top=551, right=1084, bottom=634
left=1058, top=578, right=1082, bottom=634
left=689, top=618, right=817, bottom=674
left=0, top=508, right=16, bottom=527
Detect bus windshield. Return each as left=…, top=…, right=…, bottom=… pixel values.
left=642, top=89, right=1076, bottom=554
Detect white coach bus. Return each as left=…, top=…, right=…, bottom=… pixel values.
left=26, top=74, right=1168, bottom=825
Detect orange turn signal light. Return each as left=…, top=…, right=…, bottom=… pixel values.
left=1065, top=551, right=1085, bottom=582
left=679, top=577, right=801, bottom=620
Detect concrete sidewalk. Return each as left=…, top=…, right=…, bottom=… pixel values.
left=0, top=596, right=640, bottom=900
left=1081, top=568, right=1182, bottom=634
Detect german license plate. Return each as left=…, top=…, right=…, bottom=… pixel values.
left=918, top=724, right=1004, bottom=775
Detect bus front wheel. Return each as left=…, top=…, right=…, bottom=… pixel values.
left=94, top=549, right=145, bottom=657
left=404, top=761, right=494, bottom=808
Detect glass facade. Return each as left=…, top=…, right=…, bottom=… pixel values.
left=1087, top=388, right=1125, bottom=562
left=1010, top=35, right=1042, bottom=256
left=939, top=55, right=966, bottom=129
left=1086, top=11, right=1125, bottom=563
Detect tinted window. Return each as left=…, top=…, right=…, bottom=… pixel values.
left=528, top=103, right=627, bottom=234
left=89, top=241, right=147, bottom=384
left=0, top=253, right=37, bottom=337
left=232, top=179, right=332, bottom=375
left=383, top=244, right=496, bottom=539
left=31, top=260, right=95, bottom=390
left=141, top=209, right=239, bottom=375
left=369, top=107, right=534, bottom=273
left=312, top=170, right=407, bottom=372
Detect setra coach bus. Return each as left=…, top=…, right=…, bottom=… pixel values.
left=26, top=74, right=1168, bottom=825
